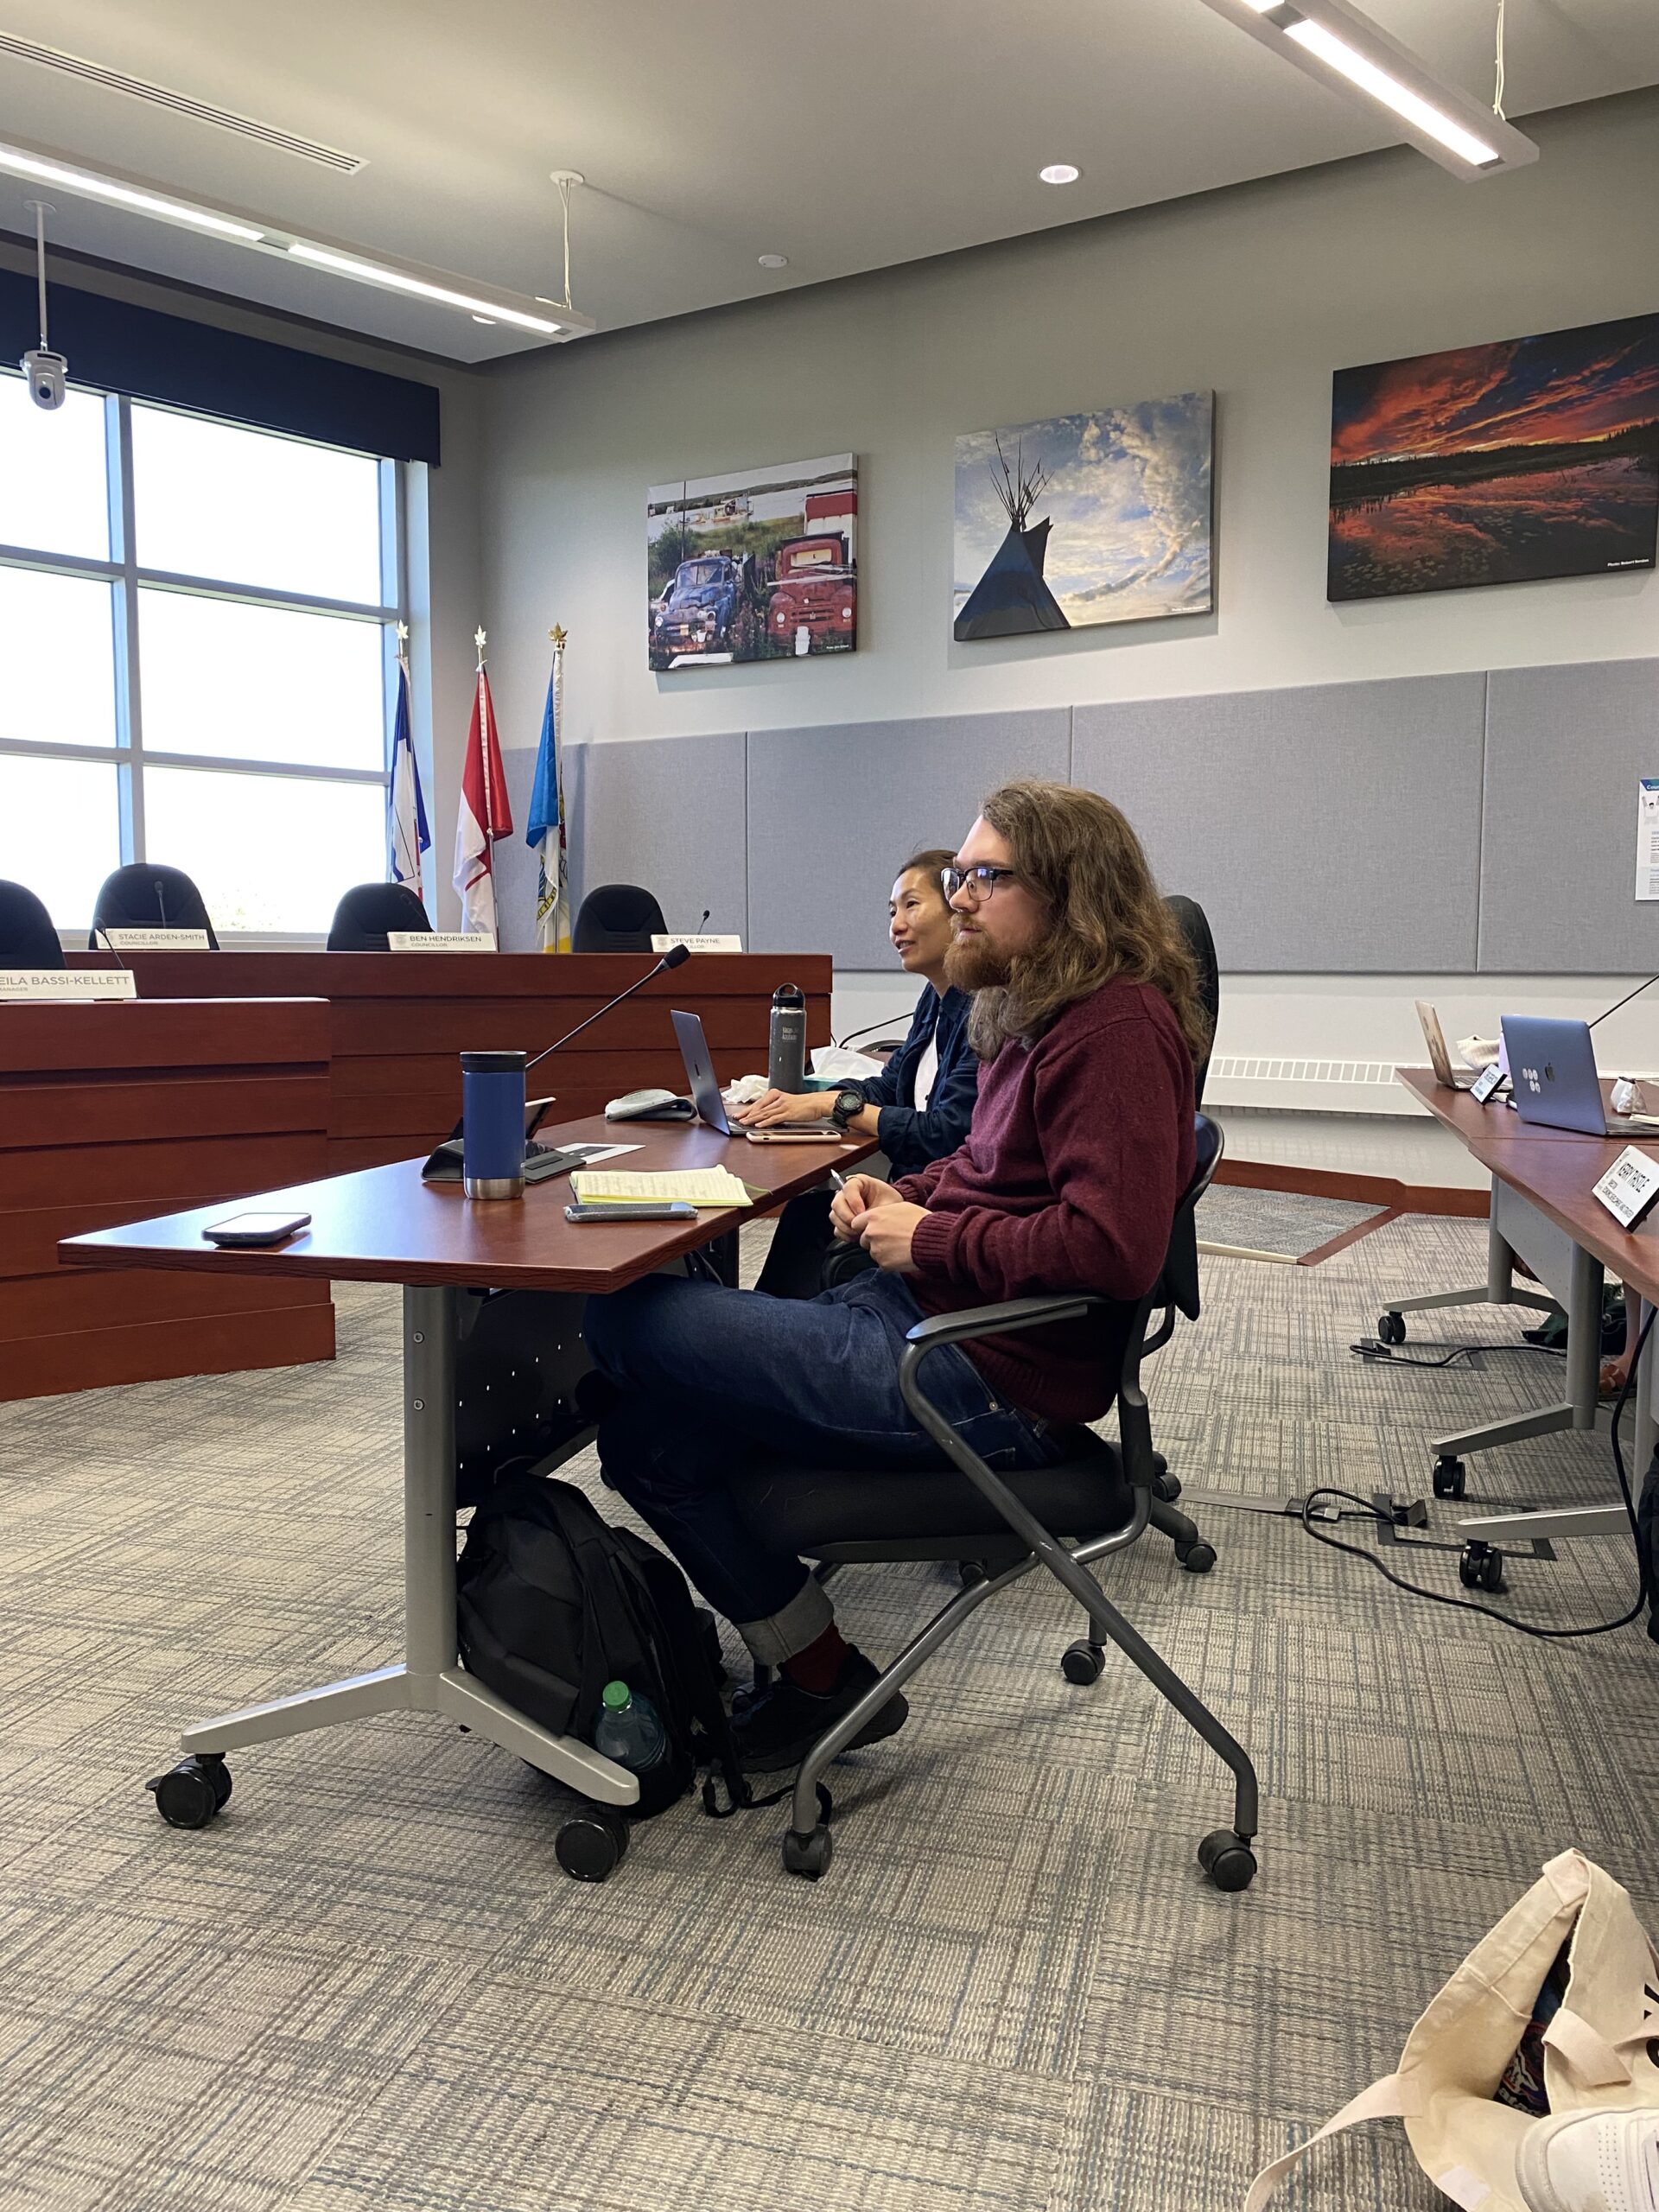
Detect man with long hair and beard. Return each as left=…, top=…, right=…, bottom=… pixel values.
left=582, top=779, right=1211, bottom=1774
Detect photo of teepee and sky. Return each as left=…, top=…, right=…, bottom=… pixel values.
left=952, top=394, right=1214, bottom=640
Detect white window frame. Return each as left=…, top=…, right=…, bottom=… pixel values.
left=0, top=385, right=407, bottom=943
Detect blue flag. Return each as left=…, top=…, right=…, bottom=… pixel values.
left=526, top=648, right=570, bottom=951
left=388, top=652, right=430, bottom=899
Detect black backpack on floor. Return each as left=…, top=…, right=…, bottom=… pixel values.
left=456, top=1474, right=750, bottom=1820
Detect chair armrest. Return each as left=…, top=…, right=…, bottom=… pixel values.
left=904, top=1294, right=1101, bottom=1352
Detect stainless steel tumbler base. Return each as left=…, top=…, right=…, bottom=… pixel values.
left=462, top=1174, right=525, bottom=1200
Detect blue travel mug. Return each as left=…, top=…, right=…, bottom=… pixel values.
left=460, top=1050, right=527, bottom=1199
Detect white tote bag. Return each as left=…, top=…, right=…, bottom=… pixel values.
left=1245, top=1851, right=1659, bottom=2212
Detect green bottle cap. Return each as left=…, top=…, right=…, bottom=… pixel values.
left=601, top=1681, right=632, bottom=1713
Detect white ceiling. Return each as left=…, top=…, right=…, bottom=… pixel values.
left=3, top=0, right=1657, bottom=366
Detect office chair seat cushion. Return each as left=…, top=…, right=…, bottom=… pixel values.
left=726, top=1426, right=1133, bottom=1555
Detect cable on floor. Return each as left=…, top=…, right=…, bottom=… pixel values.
left=1306, top=1308, right=1655, bottom=1641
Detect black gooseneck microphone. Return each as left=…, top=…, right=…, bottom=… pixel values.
left=524, top=941, right=691, bottom=1076
left=695, top=908, right=710, bottom=932
left=1589, top=973, right=1659, bottom=1031
left=156, top=878, right=168, bottom=927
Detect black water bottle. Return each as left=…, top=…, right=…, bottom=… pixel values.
left=768, top=982, right=807, bottom=1093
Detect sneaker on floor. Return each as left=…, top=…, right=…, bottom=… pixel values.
left=733, top=1649, right=908, bottom=1773
left=1516, top=2109, right=1659, bottom=2212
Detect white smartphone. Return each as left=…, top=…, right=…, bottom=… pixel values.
left=202, top=1211, right=313, bottom=1247
left=744, top=1128, right=843, bottom=1144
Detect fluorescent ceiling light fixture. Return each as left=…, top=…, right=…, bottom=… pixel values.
left=286, top=244, right=560, bottom=333
left=1194, top=0, right=1538, bottom=180
left=0, top=143, right=263, bottom=238
left=1039, top=163, right=1081, bottom=184
left=0, top=129, right=593, bottom=339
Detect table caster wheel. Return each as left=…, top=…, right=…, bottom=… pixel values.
left=1376, top=1313, right=1406, bottom=1345
left=556, top=1806, right=629, bottom=1883
left=783, top=1824, right=833, bottom=1880
left=1433, top=1456, right=1467, bottom=1501
left=1061, top=1639, right=1104, bottom=1686
left=147, top=1753, right=229, bottom=1830
left=958, top=1560, right=988, bottom=1588
left=1176, top=1539, right=1217, bottom=1574
left=1459, top=1541, right=1505, bottom=1593
left=1198, top=1828, right=1258, bottom=1893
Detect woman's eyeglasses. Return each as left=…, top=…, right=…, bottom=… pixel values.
left=941, top=863, right=1019, bottom=905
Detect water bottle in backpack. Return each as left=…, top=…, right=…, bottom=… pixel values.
left=593, top=1680, right=668, bottom=1775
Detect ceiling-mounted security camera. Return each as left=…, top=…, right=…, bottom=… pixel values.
left=21, top=199, right=67, bottom=410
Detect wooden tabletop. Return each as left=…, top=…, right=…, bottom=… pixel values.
left=1398, top=1065, right=1659, bottom=1305
left=57, top=1112, right=877, bottom=1295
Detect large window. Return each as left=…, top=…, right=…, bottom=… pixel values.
left=0, top=378, right=402, bottom=935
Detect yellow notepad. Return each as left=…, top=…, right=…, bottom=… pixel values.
left=569, top=1167, right=753, bottom=1209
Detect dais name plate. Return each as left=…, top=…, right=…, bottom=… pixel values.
left=650, top=933, right=742, bottom=954
left=388, top=932, right=494, bottom=952
left=0, top=969, right=137, bottom=1002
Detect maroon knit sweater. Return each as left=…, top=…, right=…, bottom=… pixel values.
left=893, top=979, right=1195, bottom=1423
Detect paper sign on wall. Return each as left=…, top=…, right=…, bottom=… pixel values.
left=1637, top=779, right=1659, bottom=901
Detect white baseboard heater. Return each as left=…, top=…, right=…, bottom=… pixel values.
left=1204, top=1056, right=1420, bottom=1116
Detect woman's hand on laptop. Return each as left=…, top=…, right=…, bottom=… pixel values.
left=735, top=1089, right=833, bottom=1128
left=830, top=1173, right=901, bottom=1239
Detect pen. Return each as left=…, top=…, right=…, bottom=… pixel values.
left=829, top=1169, right=846, bottom=1192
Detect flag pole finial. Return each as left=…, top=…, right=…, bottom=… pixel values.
left=395, top=619, right=410, bottom=645
left=550, top=625, right=567, bottom=651
left=474, top=626, right=486, bottom=659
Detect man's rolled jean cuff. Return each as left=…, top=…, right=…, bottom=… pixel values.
left=734, top=1571, right=834, bottom=1666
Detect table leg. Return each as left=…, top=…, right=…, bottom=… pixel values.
left=175, top=1281, right=638, bottom=1812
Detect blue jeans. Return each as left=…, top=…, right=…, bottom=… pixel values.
left=582, top=1268, right=1060, bottom=1661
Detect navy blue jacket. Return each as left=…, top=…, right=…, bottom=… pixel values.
left=854, top=985, right=976, bottom=1179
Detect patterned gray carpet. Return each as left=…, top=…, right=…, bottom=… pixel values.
left=1196, top=1183, right=1386, bottom=1261
left=0, top=1213, right=1654, bottom=2212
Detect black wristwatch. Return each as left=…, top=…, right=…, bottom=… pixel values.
left=830, top=1085, right=866, bottom=1132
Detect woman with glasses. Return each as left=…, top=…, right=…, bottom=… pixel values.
left=741, top=846, right=976, bottom=1299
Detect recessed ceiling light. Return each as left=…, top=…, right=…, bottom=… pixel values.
left=1039, top=163, right=1081, bottom=185
left=758, top=252, right=789, bottom=269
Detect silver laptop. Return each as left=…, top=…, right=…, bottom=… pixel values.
left=1501, top=1015, right=1618, bottom=1136
left=670, top=1009, right=734, bottom=1135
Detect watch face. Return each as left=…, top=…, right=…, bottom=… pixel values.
left=835, top=1088, right=862, bottom=1123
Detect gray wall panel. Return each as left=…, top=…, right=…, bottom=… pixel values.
left=564, top=731, right=749, bottom=944
left=746, top=710, right=1071, bottom=966
left=1073, top=677, right=1485, bottom=972
left=1480, top=659, right=1659, bottom=972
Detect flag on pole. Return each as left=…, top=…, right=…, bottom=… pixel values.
left=453, top=628, right=513, bottom=944
left=527, top=626, right=572, bottom=952
left=387, top=626, right=429, bottom=902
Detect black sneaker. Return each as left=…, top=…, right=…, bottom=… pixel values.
left=733, top=1649, right=909, bottom=1774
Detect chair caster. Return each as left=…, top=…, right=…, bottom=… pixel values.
left=1198, top=1827, right=1257, bottom=1893
left=1376, top=1312, right=1406, bottom=1345
left=146, top=1752, right=231, bottom=1830
left=1459, top=1540, right=1505, bottom=1593
left=1060, top=1639, right=1104, bottom=1686
left=1433, top=1456, right=1467, bottom=1500
left=555, top=1805, right=630, bottom=1883
left=957, top=1560, right=988, bottom=1588
left=1152, top=1471, right=1183, bottom=1503
left=782, top=1824, right=834, bottom=1880
left=1175, top=1539, right=1217, bottom=1574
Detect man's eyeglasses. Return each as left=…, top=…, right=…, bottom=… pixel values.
left=941, top=863, right=1019, bottom=905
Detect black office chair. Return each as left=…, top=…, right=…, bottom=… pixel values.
left=0, top=879, right=63, bottom=967
left=1166, top=893, right=1219, bottom=1108
left=728, top=1113, right=1259, bottom=1889
left=88, top=863, right=219, bottom=949
left=327, top=881, right=434, bottom=951
left=572, top=883, right=667, bottom=953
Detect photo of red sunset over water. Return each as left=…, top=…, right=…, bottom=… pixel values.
left=1328, top=312, right=1659, bottom=601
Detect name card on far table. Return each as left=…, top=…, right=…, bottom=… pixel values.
left=388, top=932, right=494, bottom=952
left=1592, top=1145, right=1659, bottom=1230
left=0, top=969, right=137, bottom=1003
left=651, top=933, right=743, bottom=954
left=98, top=927, right=211, bottom=950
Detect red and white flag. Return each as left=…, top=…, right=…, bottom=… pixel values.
left=453, top=632, right=512, bottom=944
